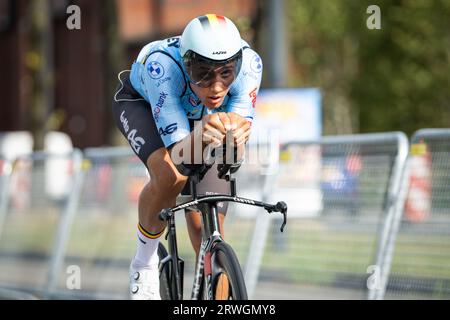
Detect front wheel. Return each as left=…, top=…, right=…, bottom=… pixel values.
left=205, top=242, right=248, bottom=300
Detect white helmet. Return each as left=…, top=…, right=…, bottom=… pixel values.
left=180, top=14, right=243, bottom=87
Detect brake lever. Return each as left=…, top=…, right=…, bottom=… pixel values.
left=265, top=201, right=288, bottom=232
left=280, top=210, right=287, bottom=232
left=276, top=201, right=288, bottom=232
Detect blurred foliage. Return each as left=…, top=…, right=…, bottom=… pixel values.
left=286, top=0, right=450, bottom=135
left=28, top=0, right=53, bottom=150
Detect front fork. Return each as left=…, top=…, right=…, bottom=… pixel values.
left=191, top=233, right=224, bottom=300
left=191, top=240, right=207, bottom=300
left=177, top=257, right=184, bottom=299
left=164, top=213, right=185, bottom=300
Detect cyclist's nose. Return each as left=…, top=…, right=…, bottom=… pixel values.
left=209, top=73, right=227, bottom=92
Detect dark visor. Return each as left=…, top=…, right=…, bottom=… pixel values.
left=183, top=50, right=243, bottom=88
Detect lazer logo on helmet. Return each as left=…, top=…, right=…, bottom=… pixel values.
left=212, top=51, right=227, bottom=55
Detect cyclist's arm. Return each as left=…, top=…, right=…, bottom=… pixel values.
left=169, top=113, right=229, bottom=170
left=141, top=52, right=191, bottom=147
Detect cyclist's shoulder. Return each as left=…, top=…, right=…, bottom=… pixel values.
left=130, top=37, right=187, bottom=99
left=233, top=39, right=263, bottom=84
left=136, top=36, right=184, bottom=69
left=227, top=41, right=263, bottom=96
left=240, top=39, right=262, bottom=61
left=132, top=37, right=186, bottom=89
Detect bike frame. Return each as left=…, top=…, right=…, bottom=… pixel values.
left=158, top=169, right=287, bottom=300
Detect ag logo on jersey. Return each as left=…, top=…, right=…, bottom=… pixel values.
left=159, top=123, right=178, bottom=136
left=148, top=61, right=165, bottom=79
left=250, top=54, right=262, bottom=74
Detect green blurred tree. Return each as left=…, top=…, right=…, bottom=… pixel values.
left=28, top=0, right=54, bottom=150
left=287, top=0, right=450, bottom=135
left=104, top=0, right=126, bottom=146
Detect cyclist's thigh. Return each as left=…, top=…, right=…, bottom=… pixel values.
left=112, top=71, right=164, bottom=168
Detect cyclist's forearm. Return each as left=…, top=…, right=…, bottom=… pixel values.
left=169, top=130, right=207, bottom=166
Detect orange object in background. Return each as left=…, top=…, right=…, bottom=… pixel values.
left=405, top=142, right=432, bottom=223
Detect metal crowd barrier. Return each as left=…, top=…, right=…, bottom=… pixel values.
left=382, top=129, right=450, bottom=299
left=248, top=132, right=409, bottom=300
left=0, top=150, right=83, bottom=299
left=3, top=130, right=450, bottom=300
left=0, top=157, right=13, bottom=243
left=45, top=147, right=141, bottom=299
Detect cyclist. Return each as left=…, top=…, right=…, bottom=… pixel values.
left=112, top=14, right=263, bottom=300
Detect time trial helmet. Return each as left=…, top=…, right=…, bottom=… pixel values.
left=180, top=14, right=243, bottom=88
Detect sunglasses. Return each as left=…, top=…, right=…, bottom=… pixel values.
left=184, top=50, right=243, bottom=88
left=189, top=64, right=237, bottom=88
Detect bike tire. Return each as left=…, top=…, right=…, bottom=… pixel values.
left=206, top=241, right=248, bottom=300
left=157, top=243, right=173, bottom=300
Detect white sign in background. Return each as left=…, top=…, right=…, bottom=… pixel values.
left=242, top=88, right=323, bottom=218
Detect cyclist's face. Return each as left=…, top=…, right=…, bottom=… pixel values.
left=190, top=62, right=237, bottom=88
left=190, top=63, right=235, bottom=109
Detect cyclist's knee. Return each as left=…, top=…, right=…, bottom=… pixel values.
left=146, top=148, right=188, bottom=198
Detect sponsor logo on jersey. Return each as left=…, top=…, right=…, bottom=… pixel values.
left=159, top=123, right=178, bottom=136
left=120, top=111, right=146, bottom=154
left=186, top=109, right=200, bottom=118
left=189, top=95, right=200, bottom=107
left=147, top=61, right=165, bottom=79
left=250, top=54, right=262, bottom=74
left=249, top=88, right=258, bottom=108
left=153, top=92, right=168, bottom=123
left=156, top=77, right=171, bottom=88
left=167, top=37, right=180, bottom=48
left=156, top=92, right=168, bottom=108
left=153, top=107, right=161, bottom=122
left=243, top=70, right=258, bottom=81
left=120, top=110, right=129, bottom=133
left=127, top=129, right=146, bottom=154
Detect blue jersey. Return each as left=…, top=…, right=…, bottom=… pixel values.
left=129, top=36, right=263, bottom=147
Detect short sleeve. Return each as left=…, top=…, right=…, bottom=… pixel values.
left=226, top=48, right=263, bottom=125
left=142, top=52, right=191, bottom=147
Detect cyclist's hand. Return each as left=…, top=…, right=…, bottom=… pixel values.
left=227, top=112, right=251, bottom=146
left=202, top=113, right=229, bottom=147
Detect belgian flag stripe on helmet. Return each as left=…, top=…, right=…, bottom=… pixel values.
left=198, top=14, right=227, bottom=30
